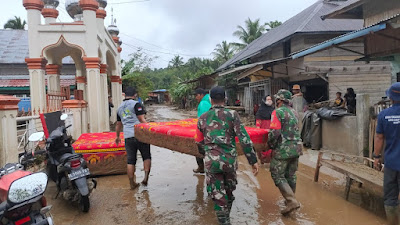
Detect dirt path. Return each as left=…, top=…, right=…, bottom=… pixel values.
left=46, top=105, right=386, bottom=225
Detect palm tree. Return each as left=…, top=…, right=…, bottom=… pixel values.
left=265, top=20, right=282, bottom=31
left=212, top=41, right=236, bottom=64
left=169, top=55, right=184, bottom=68
left=232, top=18, right=266, bottom=50
left=4, top=16, right=26, bottom=30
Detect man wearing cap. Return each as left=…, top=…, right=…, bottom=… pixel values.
left=292, top=84, right=307, bottom=113
left=268, top=89, right=302, bottom=215
left=374, top=82, right=400, bottom=225
left=193, top=88, right=212, bottom=174
left=196, top=86, right=259, bottom=225
left=115, top=87, right=151, bottom=189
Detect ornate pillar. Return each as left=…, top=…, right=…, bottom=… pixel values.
left=0, top=95, right=20, bottom=165
left=76, top=76, right=87, bottom=101
left=83, top=57, right=104, bottom=133
left=62, top=99, right=88, bottom=140
left=45, top=64, right=61, bottom=94
left=100, top=64, right=109, bottom=131
left=26, top=58, right=47, bottom=113
left=110, top=75, right=120, bottom=123
left=23, top=0, right=43, bottom=58
left=41, top=5, right=59, bottom=24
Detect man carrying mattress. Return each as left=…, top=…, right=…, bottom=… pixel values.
left=115, top=87, right=151, bottom=189
left=196, top=86, right=259, bottom=225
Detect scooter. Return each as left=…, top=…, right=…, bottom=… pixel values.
left=0, top=167, right=53, bottom=225
left=40, top=114, right=96, bottom=212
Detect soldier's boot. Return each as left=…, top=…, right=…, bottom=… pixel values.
left=385, top=205, right=399, bottom=225
left=227, top=196, right=235, bottom=215
left=289, top=182, right=296, bottom=194
left=193, top=163, right=205, bottom=174
left=278, top=183, right=300, bottom=215
left=129, top=177, right=139, bottom=190
left=216, top=210, right=231, bottom=225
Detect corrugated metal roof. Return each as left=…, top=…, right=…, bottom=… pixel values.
left=218, top=0, right=363, bottom=71
left=321, top=0, right=364, bottom=20
left=0, top=29, right=74, bottom=64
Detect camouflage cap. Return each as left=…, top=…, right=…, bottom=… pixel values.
left=274, top=89, right=292, bottom=102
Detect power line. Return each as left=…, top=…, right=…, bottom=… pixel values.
left=124, top=43, right=171, bottom=63
left=120, top=32, right=210, bottom=57
left=110, top=0, right=150, bottom=5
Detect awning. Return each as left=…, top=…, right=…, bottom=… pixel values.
left=291, top=23, right=387, bottom=59
left=218, top=58, right=289, bottom=77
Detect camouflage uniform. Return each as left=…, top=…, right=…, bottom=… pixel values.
left=268, top=90, right=302, bottom=190
left=196, top=106, right=257, bottom=224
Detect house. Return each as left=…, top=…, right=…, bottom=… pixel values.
left=0, top=29, right=76, bottom=111
left=148, top=89, right=170, bottom=104
left=181, top=73, right=218, bottom=91
left=217, top=0, right=392, bottom=114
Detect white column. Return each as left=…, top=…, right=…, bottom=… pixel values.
left=46, top=64, right=61, bottom=94
left=0, top=95, right=20, bottom=165
left=111, top=76, right=120, bottom=123
left=84, top=57, right=105, bottom=133
left=100, top=64, right=109, bottom=131
left=62, top=100, right=88, bottom=139
left=26, top=58, right=47, bottom=113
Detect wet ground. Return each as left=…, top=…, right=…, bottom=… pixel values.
left=46, top=105, right=387, bottom=225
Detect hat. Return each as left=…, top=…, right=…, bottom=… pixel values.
left=210, top=86, right=225, bottom=100
left=195, top=88, right=206, bottom=95
left=386, top=82, right=400, bottom=101
left=274, top=89, right=292, bottom=102
left=125, top=87, right=137, bottom=97
left=292, top=84, right=301, bottom=90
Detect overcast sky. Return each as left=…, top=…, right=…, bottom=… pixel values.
left=1, top=0, right=318, bottom=68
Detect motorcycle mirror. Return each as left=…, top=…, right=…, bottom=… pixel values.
left=28, top=132, right=45, bottom=142
left=8, top=172, right=48, bottom=204
left=60, top=114, right=68, bottom=121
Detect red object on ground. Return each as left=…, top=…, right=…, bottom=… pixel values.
left=261, top=149, right=272, bottom=164
left=72, top=132, right=127, bottom=175
left=256, top=119, right=271, bottom=129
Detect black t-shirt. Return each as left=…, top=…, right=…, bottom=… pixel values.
left=116, top=99, right=146, bottom=122
left=344, top=94, right=356, bottom=107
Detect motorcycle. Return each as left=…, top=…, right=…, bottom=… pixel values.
left=39, top=114, right=96, bottom=212
left=0, top=167, right=53, bottom=225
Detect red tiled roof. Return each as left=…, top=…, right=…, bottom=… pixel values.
left=0, top=79, right=76, bottom=87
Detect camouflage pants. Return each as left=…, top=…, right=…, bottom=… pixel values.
left=206, top=171, right=237, bottom=212
left=270, top=157, right=299, bottom=187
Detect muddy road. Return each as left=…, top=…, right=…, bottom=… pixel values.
left=46, top=105, right=386, bottom=225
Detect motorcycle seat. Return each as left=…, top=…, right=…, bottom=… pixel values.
left=59, top=153, right=81, bottom=164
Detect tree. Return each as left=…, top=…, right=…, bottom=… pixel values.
left=265, top=20, right=282, bottom=31
left=212, top=41, right=236, bottom=65
left=169, top=55, right=184, bottom=68
left=121, top=48, right=157, bottom=76
left=4, top=16, right=26, bottom=30
left=232, top=18, right=266, bottom=50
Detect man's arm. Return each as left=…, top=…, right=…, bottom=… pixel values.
left=233, top=111, right=259, bottom=175
left=135, top=103, right=147, bottom=123
left=268, top=110, right=282, bottom=149
left=374, top=113, right=385, bottom=170
left=195, top=120, right=205, bottom=157
left=115, top=121, right=122, bottom=146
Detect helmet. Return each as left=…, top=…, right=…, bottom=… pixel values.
left=274, top=89, right=292, bottom=102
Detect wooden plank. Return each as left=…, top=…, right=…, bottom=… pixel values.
left=304, top=56, right=361, bottom=62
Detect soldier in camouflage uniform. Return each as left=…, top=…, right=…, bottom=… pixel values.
left=268, top=89, right=302, bottom=215
left=196, top=86, right=259, bottom=225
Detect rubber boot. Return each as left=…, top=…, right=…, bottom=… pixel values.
left=385, top=205, right=399, bottom=225
left=216, top=209, right=231, bottom=225
left=289, top=182, right=296, bottom=194
left=278, top=183, right=300, bottom=215
left=193, top=161, right=205, bottom=174
left=129, top=177, right=139, bottom=190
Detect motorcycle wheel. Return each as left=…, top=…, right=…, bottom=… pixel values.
left=79, top=195, right=90, bottom=212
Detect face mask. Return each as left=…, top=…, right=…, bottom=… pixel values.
left=266, top=100, right=273, bottom=106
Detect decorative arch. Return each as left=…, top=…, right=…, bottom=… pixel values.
left=106, top=50, right=117, bottom=76
left=41, top=35, right=87, bottom=59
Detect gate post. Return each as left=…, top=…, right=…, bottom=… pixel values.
left=0, top=95, right=20, bottom=165
left=62, top=99, right=88, bottom=140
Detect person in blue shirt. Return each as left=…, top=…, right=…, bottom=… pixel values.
left=374, top=82, right=400, bottom=225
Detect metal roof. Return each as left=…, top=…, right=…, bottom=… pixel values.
left=291, top=13, right=400, bottom=59
left=217, top=0, right=363, bottom=71
left=0, top=29, right=74, bottom=64
left=321, top=0, right=365, bottom=20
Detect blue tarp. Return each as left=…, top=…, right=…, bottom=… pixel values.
left=18, top=98, right=31, bottom=111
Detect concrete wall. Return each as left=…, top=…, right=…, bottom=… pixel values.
left=321, top=116, right=359, bottom=155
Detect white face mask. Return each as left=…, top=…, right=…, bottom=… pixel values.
left=265, top=100, right=273, bottom=106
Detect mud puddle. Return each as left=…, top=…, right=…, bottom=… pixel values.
left=46, top=105, right=386, bottom=225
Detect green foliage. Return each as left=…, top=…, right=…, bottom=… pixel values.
left=265, top=20, right=283, bottom=31
left=122, top=72, right=154, bottom=99
left=212, top=41, right=236, bottom=66
left=4, top=16, right=26, bottom=30
left=232, top=18, right=266, bottom=50
left=169, top=55, right=184, bottom=68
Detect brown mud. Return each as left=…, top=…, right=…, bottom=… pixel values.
left=45, top=105, right=386, bottom=225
